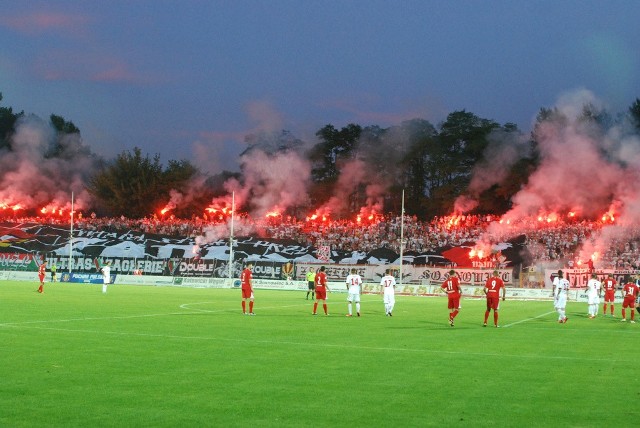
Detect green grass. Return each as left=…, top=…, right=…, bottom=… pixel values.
left=1, top=280, right=639, bottom=427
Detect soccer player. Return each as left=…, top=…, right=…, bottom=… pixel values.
left=241, top=262, right=255, bottom=315
left=380, top=268, right=396, bottom=316
left=312, top=266, right=330, bottom=315
left=553, top=270, right=570, bottom=323
left=620, top=276, right=639, bottom=323
left=483, top=270, right=505, bottom=327
left=305, top=267, right=316, bottom=300
left=345, top=268, right=363, bottom=317
left=585, top=273, right=601, bottom=319
left=441, top=270, right=462, bottom=327
left=50, top=262, right=57, bottom=282
left=101, top=261, right=111, bottom=294
left=601, top=273, right=617, bottom=317
left=37, top=260, right=47, bottom=293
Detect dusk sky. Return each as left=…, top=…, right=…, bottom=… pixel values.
left=1, top=1, right=639, bottom=174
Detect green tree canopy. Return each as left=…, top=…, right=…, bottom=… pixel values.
left=87, top=147, right=199, bottom=217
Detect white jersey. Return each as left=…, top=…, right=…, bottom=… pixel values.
left=345, top=274, right=363, bottom=294
left=380, top=274, right=396, bottom=302
left=102, top=265, right=111, bottom=284
left=554, top=278, right=569, bottom=308
left=586, top=278, right=601, bottom=305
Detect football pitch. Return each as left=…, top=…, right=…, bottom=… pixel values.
left=1, top=281, right=638, bottom=427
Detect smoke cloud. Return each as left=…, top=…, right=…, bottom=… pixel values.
left=0, top=116, right=95, bottom=213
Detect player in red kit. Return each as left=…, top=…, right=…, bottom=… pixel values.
left=441, top=270, right=462, bottom=327
left=241, top=262, right=255, bottom=315
left=601, top=274, right=618, bottom=317
left=313, top=266, right=330, bottom=315
left=620, top=277, right=639, bottom=323
left=37, top=260, right=47, bottom=293
left=483, top=270, right=506, bottom=327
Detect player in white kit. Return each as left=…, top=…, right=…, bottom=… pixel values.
left=345, top=268, right=363, bottom=317
left=380, top=269, right=396, bottom=316
left=585, top=273, right=601, bottom=319
left=553, top=270, right=570, bottom=323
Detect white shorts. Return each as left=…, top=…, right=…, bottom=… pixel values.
left=347, top=291, right=360, bottom=303
left=383, top=291, right=395, bottom=305
left=554, top=295, right=567, bottom=309
left=103, top=277, right=111, bottom=285
left=587, top=293, right=600, bottom=305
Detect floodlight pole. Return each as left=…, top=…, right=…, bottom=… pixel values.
left=228, top=191, right=235, bottom=286
left=68, top=191, right=74, bottom=273
left=399, top=189, right=405, bottom=288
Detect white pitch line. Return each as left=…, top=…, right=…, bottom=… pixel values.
left=0, top=301, right=313, bottom=326
left=502, top=311, right=556, bottom=328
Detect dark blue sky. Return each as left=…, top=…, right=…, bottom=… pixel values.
left=1, top=0, right=639, bottom=173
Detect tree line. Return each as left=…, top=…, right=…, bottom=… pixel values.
left=2, top=91, right=639, bottom=220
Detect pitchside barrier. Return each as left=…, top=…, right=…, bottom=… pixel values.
left=4, top=269, right=632, bottom=303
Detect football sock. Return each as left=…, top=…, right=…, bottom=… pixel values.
left=348, top=303, right=352, bottom=315
left=452, top=310, right=459, bottom=319
left=249, top=301, right=254, bottom=313
left=622, top=309, right=626, bottom=319
left=356, top=303, right=360, bottom=313
left=313, top=302, right=318, bottom=313
left=242, top=301, right=246, bottom=313
left=323, top=303, right=328, bottom=315
left=494, top=312, right=498, bottom=325
left=484, top=311, right=490, bottom=323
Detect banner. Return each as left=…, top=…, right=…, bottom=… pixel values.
left=544, top=269, right=640, bottom=289
left=0, top=222, right=523, bottom=267
left=60, top=272, right=115, bottom=284
left=0, top=253, right=37, bottom=271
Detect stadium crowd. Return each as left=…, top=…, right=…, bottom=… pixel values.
left=2, top=210, right=640, bottom=269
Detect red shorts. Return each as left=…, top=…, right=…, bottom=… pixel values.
left=447, top=296, right=460, bottom=310
left=486, top=296, right=500, bottom=311
left=241, top=288, right=253, bottom=299
left=38, top=274, right=45, bottom=283
left=603, top=291, right=615, bottom=302
left=623, top=297, right=636, bottom=308
left=316, top=288, right=327, bottom=300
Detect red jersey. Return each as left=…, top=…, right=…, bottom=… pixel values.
left=240, top=268, right=252, bottom=290
left=441, top=277, right=461, bottom=298
left=602, top=278, right=617, bottom=292
left=315, top=271, right=327, bottom=291
left=484, top=276, right=504, bottom=296
left=622, top=282, right=639, bottom=299
left=38, top=264, right=46, bottom=276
